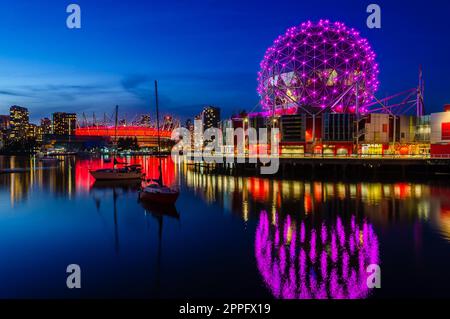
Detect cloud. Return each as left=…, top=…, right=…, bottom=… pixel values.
left=0, top=89, right=31, bottom=97
left=0, top=70, right=259, bottom=121
left=120, top=74, right=152, bottom=101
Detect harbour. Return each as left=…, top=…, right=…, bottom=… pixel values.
left=1, top=154, right=450, bottom=298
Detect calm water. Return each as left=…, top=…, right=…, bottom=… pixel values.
left=0, top=155, right=449, bottom=299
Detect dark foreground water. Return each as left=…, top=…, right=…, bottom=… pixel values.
left=0, top=155, right=449, bottom=299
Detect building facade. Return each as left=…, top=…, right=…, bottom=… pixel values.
left=9, top=106, right=29, bottom=141
left=40, top=118, right=52, bottom=135
left=0, top=115, right=9, bottom=131
left=52, top=112, right=77, bottom=135
left=280, top=114, right=306, bottom=155
left=430, top=107, right=450, bottom=155
left=202, top=106, right=221, bottom=131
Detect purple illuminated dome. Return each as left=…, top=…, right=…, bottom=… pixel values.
left=257, top=20, right=379, bottom=114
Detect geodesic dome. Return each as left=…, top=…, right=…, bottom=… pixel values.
left=257, top=20, right=379, bottom=115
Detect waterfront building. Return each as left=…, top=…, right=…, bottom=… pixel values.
left=202, top=106, right=221, bottom=131
left=322, top=113, right=355, bottom=142
left=52, top=112, right=77, bottom=135
left=361, top=114, right=390, bottom=145
left=221, top=119, right=234, bottom=154
left=280, top=114, right=306, bottom=155
left=40, top=118, right=52, bottom=135
left=74, top=126, right=173, bottom=149
left=26, top=124, right=37, bottom=139
left=322, top=113, right=355, bottom=156
left=430, top=105, right=450, bottom=155
left=193, top=114, right=204, bottom=150
left=248, top=115, right=266, bottom=132
left=0, top=115, right=9, bottom=131
left=9, top=106, right=29, bottom=141
left=415, top=116, right=431, bottom=155
left=185, top=119, right=194, bottom=131
left=231, top=115, right=245, bottom=130
left=416, top=115, right=431, bottom=143
left=0, top=115, right=9, bottom=148
left=35, top=125, right=44, bottom=143
left=183, top=119, right=195, bottom=152
left=395, top=115, right=417, bottom=144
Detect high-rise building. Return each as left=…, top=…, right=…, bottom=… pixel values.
left=52, top=112, right=77, bottom=135
left=0, top=115, right=10, bottom=149
left=185, top=119, right=194, bottom=131
left=40, top=118, right=52, bottom=135
left=0, top=115, right=9, bottom=131
left=26, top=124, right=37, bottom=139
left=202, top=106, right=221, bottom=131
left=35, top=125, right=44, bottom=143
left=9, top=106, right=29, bottom=140
left=221, top=119, right=234, bottom=154
left=193, top=114, right=204, bottom=149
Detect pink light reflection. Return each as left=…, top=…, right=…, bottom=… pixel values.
left=255, top=211, right=380, bottom=299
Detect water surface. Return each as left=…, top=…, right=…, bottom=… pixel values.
left=0, top=155, right=449, bottom=299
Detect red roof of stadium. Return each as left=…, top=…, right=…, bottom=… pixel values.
left=75, top=126, right=172, bottom=138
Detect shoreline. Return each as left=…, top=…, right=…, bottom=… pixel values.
left=2, top=153, right=450, bottom=183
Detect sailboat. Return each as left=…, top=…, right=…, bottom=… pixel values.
left=139, top=81, right=180, bottom=205
left=90, top=105, right=144, bottom=181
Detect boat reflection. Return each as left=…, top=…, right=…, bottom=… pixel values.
left=90, top=183, right=136, bottom=254
left=140, top=200, right=180, bottom=297
left=140, top=201, right=180, bottom=220
left=255, top=211, right=379, bottom=299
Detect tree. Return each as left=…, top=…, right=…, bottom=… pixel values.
left=117, top=137, right=140, bottom=151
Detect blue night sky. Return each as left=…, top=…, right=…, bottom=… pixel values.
left=0, top=0, right=449, bottom=122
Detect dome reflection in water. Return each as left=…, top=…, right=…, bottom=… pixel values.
left=255, top=212, right=379, bottom=299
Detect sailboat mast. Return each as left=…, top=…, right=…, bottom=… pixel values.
left=114, top=105, right=119, bottom=168
left=155, top=81, right=162, bottom=156
left=154, top=81, right=163, bottom=186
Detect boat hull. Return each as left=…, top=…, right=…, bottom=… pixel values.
left=139, top=190, right=179, bottom=205
left=90, top=170, right=143, bottom=181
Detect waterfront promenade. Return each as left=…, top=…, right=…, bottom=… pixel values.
left=185, top=153, right=450, bottom=179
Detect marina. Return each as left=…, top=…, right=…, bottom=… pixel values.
left=1, top=154, right=450, bottom=298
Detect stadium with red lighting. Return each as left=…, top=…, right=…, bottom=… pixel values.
left=75, top=126, right=174, bottom=148
left=257, top=20, right=379, bottom=115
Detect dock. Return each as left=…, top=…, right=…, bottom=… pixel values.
left=185, top=155, right=450, bottom=180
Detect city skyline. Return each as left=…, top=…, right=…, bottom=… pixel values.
left=0, top=0, right=450, bottom=121
left=2, top=1, right=450, bottom=304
